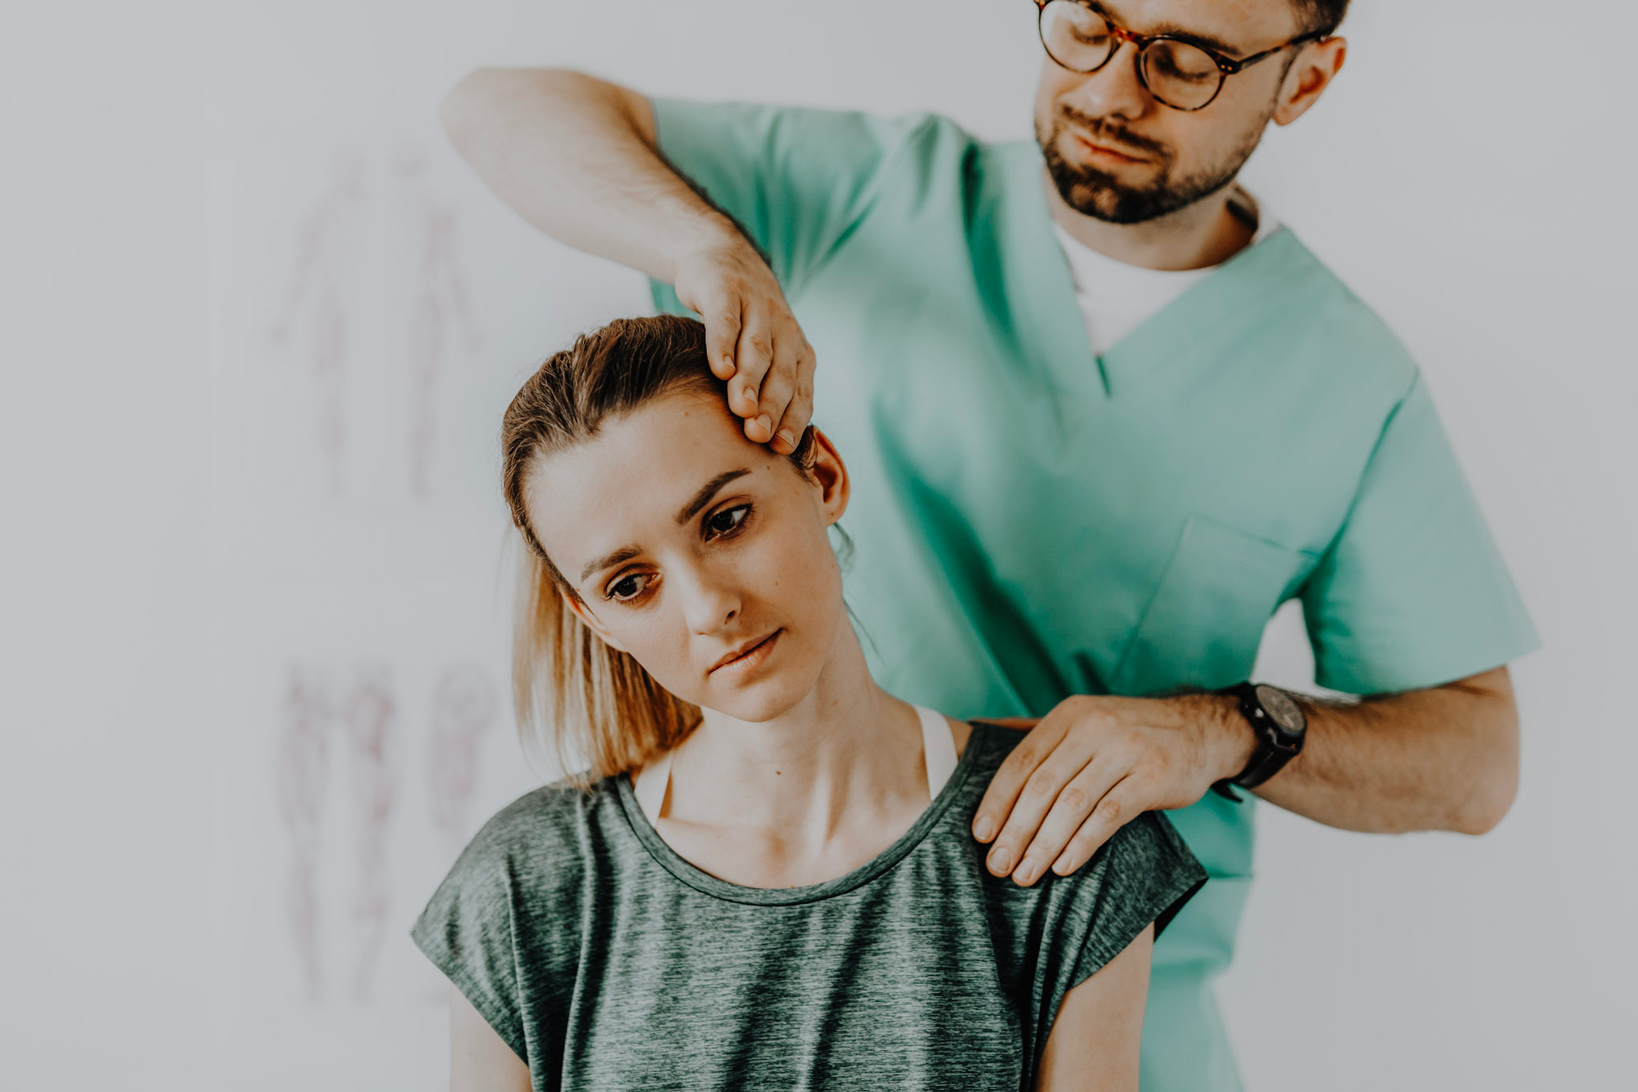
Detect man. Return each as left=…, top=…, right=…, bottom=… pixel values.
left=440, top=0, right=1536, bottom=1086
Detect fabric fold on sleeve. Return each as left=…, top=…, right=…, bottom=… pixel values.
left=410, top=836, right=530, bottom=1062
left=1068, top=812, right=1209, bottom=989
left=1301, top=374, right=1539, bottom=694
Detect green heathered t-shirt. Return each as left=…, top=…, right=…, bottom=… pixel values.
left=412, top=723, right=1206, bottom=1091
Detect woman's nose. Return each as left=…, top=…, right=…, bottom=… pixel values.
left=677, top=568, right=742, bottom=635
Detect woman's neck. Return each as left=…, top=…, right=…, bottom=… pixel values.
left=658, top=628, right=932, bottom=886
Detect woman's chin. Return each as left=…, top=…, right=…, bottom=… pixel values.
left=700, top=670, right=817, bottom=725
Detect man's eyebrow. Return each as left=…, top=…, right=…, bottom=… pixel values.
left=580, top=545, right=642, bottom=584
left=676, top=468, right=751, bottom=525
left=1085, top=0, right=1242, bottom=57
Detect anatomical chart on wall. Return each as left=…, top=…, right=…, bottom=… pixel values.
left=201, top=78, right=650, bottom=1089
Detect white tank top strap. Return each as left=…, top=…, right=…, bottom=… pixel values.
left=917, top=705, right=959, bottom=799
left=633, top=747, right=672, bottom=825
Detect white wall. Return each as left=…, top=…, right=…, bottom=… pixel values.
left=3, top=1, right=1633, bottom=1089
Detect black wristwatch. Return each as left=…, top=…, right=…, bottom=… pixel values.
left=1211, top=682, right=1307, bottom=802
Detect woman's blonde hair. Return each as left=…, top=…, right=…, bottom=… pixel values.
left=501, top=314, right=815, bottom=783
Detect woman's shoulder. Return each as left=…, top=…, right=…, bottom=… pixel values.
left=957, top=722, right=1206, bottom=945
left=456, top=774, right=626, bottom=880
left=411, top=775, right=628, bottom=1060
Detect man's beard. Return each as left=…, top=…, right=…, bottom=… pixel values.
left=1037, top=102, right=1266, bottom=224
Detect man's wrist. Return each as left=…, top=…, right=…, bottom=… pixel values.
left=668, top=212, right=753, bottom=276
left=1187, top=691, right=1259, bottom=784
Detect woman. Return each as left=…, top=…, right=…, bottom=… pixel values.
left=412, top=314, right=1205, bottom=1091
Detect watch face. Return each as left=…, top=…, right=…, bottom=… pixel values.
left=1255, top=685, right=1305, bottom=734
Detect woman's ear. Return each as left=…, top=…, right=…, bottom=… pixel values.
left=563, top=590, right=631, bottom=653
left=806, top=427, right=851, bottom=526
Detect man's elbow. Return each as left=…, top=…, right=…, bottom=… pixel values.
left=1450, top=709, right=1520, bottom=835
left=440, top=68, right=513, bottom=149
left=1451, top=759, right=1517, bottom=834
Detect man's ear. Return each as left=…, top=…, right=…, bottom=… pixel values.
left=806, top=427, right=851, bottom=526
left=1274, top=36, right=1346, bottom=126
left=563, top=590, right=631, bottom=654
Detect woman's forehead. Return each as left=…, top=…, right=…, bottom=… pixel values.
left=523, top=392, right=774, bottom=565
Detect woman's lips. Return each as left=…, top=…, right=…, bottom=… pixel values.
left=709, top=630, right=781, bottom=676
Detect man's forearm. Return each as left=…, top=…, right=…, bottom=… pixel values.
left=1241, top=667, right=1520, bottom=835
left=440, top=68, right=739, bottom=282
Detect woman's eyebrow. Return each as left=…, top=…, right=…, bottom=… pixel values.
left=576, top=469, right=752, bottom=583
left=580, top=545, right=641, bottom=583
left=675, top=468, right=751, bottom=525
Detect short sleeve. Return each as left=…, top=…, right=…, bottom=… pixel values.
left=1068, top=812, right=1208, bottom=988
left=649, top=98, right=916, bottom=293
left=411, top=829, right=531, bottom=1061
left=1301, top=375, right=1539, bottom=694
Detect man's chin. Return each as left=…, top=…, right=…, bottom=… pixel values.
left=1056, top=175, right=1165, bottom=225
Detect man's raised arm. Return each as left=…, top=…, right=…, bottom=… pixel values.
left=441, top=68, right=814, bottom=452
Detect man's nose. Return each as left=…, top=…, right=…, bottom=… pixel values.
left=1069, top=42, right=1152, bottom=122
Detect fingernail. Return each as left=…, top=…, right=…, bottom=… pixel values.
left=988, top=847, right=1011, bottom=874
left=722, top=355, right=736, bottom=374
left=974, top=817, right=996, bottom=842
left=1015, top=859, right=1039, bottom=886
left=1051, top=856, right=1073, bottom=876
left=756, top=414, right=772, bottom=435
left=776, top=428, right=796, bottom=449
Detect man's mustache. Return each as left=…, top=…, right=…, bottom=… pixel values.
left=1055, top=103, right=1171, bottom=161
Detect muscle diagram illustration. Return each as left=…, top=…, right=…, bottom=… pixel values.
left=426, top=664, right=497, bottom=848
left=274, top=658, right=497, bottom=1005
left=275, top=666, right=332, bottom=1002
left=393, top=143, right=481, bottom=498
left=342, top=665, right=397, bottom=1003
left=269, top=149, right=367, bottom=495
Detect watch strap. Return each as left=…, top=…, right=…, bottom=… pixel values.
left=1210, top=682, right=1303, bottom=802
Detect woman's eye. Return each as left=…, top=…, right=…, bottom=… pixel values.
left=607, top=572, right=654, bottom=601
left=705, top=504, right=750, bottom=539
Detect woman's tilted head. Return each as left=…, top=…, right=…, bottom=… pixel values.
left=502, top=315, right=850, bottom=780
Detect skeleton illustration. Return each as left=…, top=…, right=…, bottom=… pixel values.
left=275, top=666, right=332, bottom=1002
left=393, top=143, right=481, bottom=498
left=270, top=149, right=368, bottom=495
left=342, top=665, right=397, bottom=1002
left=427, top=664, right=498, bottom=846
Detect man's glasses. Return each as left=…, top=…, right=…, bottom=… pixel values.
left=1035, top=0, right=1327, bottom=112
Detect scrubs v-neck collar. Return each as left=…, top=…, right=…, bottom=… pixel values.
left=991, top=142, right=1301, bottom=404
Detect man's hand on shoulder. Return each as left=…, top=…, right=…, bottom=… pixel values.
left=971, top=694, right=1252, bottom=885
left=673, top=230, right=816, bottom=456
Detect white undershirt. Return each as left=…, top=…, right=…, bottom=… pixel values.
left=1054, top=187, right=1280, bottom=357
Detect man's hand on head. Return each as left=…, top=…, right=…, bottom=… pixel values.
left=672, top=233, right=816, bottom=455
left=971, top=693, right=1254, bottom=885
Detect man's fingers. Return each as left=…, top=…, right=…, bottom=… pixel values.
left=767, top=343, right=815, bottom=453
left=1010, top=757, right=1129, bottom=887
left=972, top=716, right=1071, bottom=845
left=1050, top=776, right=1143, bottom=878
left=732, top=316, right=776, bottom=439
left=703, top=304, right=743, bottom=381
left=756, top=346, right=799, bottom=449
left=982, top=734, right=1093, bottom=879
left=769, top=388, right=812, bottom=455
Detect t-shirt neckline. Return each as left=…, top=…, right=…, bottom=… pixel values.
left=614, top=723, right=991, bottom=906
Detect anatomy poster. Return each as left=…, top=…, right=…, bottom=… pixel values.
left=202, top=78, right=649, bottom=1089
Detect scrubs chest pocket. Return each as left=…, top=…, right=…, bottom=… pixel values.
left=1111, top=515, right=1312, bottom=697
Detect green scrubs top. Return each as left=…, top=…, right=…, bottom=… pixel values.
left=649, top=100, right=1537, bottom=1092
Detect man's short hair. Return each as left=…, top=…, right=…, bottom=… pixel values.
left=1291, top=0, right=1349, bottom=34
